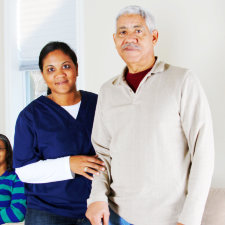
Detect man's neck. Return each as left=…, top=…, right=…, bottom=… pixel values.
left=127, top=56, right=156, bottom=73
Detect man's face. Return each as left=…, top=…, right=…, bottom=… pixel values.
left=113, top=14, right=158, bottom=68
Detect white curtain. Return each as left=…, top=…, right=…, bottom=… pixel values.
left=18, top=0, right=78, bottom=70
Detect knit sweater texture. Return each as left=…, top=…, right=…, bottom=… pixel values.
left=88, top=58, right=214, bottom=225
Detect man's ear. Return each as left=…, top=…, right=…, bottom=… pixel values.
left=152, top=30, right=159, bottom=46
left=113, top=33, right=116, bottom=44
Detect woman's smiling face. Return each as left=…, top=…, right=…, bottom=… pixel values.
left=41, top=49, right=78, bottom=95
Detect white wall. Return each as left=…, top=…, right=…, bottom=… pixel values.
left=0, top=0, right=5, bottom=134
left=1, top=0, right=224, bottom=187
left=83, top=0, right=225, bottom=187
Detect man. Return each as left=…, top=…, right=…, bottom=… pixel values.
left=86, top=5, right=214, bottom=225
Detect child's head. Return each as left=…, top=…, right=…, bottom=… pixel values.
left=0, top=134, right=13, bottom=171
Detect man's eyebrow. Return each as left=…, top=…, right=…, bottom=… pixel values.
left=118, top=25, right=144, bottom=30
left=118, top=26, right=127, bottom=30
left=133, top=25, right=144, bottom=29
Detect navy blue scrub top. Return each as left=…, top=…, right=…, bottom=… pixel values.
left=13, top=90, right=97, bottom=218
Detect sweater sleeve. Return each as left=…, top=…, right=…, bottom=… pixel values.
left=87, top=88, right=112, bottom=205
left=0, top=175, right=26, bottom=224
left=178, top=71, right=214, bottom=225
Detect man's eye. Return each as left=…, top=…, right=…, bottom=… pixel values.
left=63, top=64, right=71, bottom=69
left=136, top=29, right=142, bottom=34
left=119, top=30, right=127, bottom=36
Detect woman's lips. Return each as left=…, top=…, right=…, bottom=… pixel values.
left=55, top=80, right=68, bottom=85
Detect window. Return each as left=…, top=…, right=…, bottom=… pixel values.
left=18, top=0, right=84, bottom=103
left=4, top=0, right=84, bottom=141
left=25, top=71, right=47, bottom=103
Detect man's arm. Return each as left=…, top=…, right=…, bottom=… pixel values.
left=178, top=71, right=214, bottom=225
left=86, top=89, right=112, bottom=225
left=86, top=201, right=110, bottom=225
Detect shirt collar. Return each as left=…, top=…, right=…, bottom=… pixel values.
left=112, top=57, right=166, bottom=86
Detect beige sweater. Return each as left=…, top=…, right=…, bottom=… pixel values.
left=88, top=59, right=214, bottom=225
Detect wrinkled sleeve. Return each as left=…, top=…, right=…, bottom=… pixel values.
left=178, top=71, right=214, bottom=225
left=0, top=175, right=26, bottom=224
left=87, top=88, right=112, bottom=205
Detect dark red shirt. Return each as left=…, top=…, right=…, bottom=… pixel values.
left=125, top=67, right=152, bottom=92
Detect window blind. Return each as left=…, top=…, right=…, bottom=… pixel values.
left=18, top=0, right=78, bottom=70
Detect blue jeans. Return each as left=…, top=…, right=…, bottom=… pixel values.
left=109, top=208, right=133, bottom=225
left=25, top=208, right=91, bottom=225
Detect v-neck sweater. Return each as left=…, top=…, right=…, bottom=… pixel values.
left=13, top=90, right=97, bottom=218
left=88, top=59, right=214, bottom=225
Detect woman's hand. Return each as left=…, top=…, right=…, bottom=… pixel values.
left=69, top=155, right=105, bottom=180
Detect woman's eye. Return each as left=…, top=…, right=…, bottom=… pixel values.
left=63, top=64, right=71, bottom=69
left=47, top=67, right=54, bottom=73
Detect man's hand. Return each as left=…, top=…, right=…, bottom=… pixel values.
left=86, top=201, right=110, bottom=225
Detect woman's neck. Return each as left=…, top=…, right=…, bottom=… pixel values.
left=48, top=90, right=81, bottom=106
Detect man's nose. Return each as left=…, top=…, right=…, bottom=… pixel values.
left=124, top=32, right=138, bottom=43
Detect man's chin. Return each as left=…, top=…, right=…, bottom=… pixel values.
left=122, top=55, right=141, bottom=64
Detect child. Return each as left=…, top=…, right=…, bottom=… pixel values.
left=0, top=134, right=26, bottom=224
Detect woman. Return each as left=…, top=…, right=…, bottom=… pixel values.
left=0, top=134, right=26, bottom=224
left=13, top=42, right=105, bottom=225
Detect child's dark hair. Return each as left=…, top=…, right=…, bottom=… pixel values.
left=0, top=134, right=13, bottom=171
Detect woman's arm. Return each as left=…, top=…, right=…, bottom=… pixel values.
left=14, top=105, right=105, bottom=184
left=16, top=155, right=105, bottom=183
left=16, top=156, right=74, bottom=183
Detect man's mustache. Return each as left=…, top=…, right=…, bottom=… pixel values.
left=122, top=43, right=141, bottom=50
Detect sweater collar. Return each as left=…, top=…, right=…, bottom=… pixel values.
left=112, top=57, right=166, bottom=86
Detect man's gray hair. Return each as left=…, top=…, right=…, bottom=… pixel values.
left=116, top=5, right=156, bottom=32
